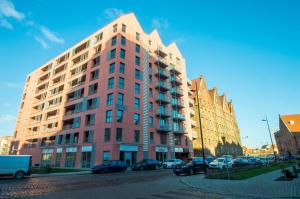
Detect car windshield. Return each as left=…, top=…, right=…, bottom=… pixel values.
left=214, top=158, right=224, bottom=162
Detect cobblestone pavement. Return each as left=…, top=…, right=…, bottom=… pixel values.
left=0, top=169, right=296, bottom=199
left=181, top=168, right=300, bottom=198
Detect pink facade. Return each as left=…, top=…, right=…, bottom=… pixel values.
left=11, top=13, right=193, bottom=168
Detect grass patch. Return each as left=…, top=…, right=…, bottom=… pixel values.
left=32, top=167, right=84, bottom=174
left=207, top=161, right=298, bottom=180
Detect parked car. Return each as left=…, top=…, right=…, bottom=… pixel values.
left=92, top=160, right=127, bottom=174
left=192, top=156, right=215, bottom=166
left=209, top=157, right=233, bottom=169
left=233, top=158, right=250, bottom=167
left=173, top=158, right=206, bottom=175
left=162, top=159, right=183, bottom=169
left=0, top=155, right=32, bottom=179
left=131, top=159, right=160, bottom=171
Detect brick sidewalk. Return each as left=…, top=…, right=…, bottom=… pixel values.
left=181, top=168, right=300, bottom=198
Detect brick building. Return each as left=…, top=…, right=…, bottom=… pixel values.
left=11, top=13, right=193, bottom=168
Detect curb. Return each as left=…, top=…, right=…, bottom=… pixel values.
left=30, top=171, right=91, bottom=178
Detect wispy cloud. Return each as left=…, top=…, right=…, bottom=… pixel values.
left=39, top=26, right=64, bottom=44
left=0, top=0, right=24, bottom=21
left=34, top=35, right=49, bottom=49
left=151, top=18, right=169, bottom=31
left=103, top=8, right=124, bottom=20
left=0, top=114, right=16, bottom=122
left=0, top=17, right=12, bottom=29
left=0, top=0, right=64, bottom=48
left=0, top=82, right=23, bottom=88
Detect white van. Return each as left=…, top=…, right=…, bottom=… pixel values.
left=0, top=155, right=32, bottom=179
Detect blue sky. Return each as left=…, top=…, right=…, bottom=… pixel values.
left=0, top=0, right=299, bottom=148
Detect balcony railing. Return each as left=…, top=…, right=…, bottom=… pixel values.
left=172, top=113, right=186, bottom=121
left=171, top=100, right=185, bottom=108
left=155, top=69, right=169, bottom=79
left=155, top=57, right=168, bottom=68
left=173, top=126, right=186, bottom=134
left=170, top=76, right=183, bottom=85
left=170, top=87, right=184, bottom=96
left=155, top=97, right=170, bottom=104
left=169, top=65, right=181, bottom=75
left=157, top=124, right=172, bottom=132
left=156, top=110, right=171, bottom=118
left=155, top=82, right=169, bottom=92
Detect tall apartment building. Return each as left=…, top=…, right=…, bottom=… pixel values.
left=275, top=114, right=300, bottom=156
left=11, top=13, right=193, bottom=168
left=188, top=76, right=242, bottom=157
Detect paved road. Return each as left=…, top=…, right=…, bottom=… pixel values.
left=0, top=169, right=248, bottom=199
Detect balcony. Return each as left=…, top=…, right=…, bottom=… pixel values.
left=156, top=110, right=171, bottom=118
left=190, top=119, right=197, bottom=127
left=157, top=124, right=172, bottom=132
left=155, top=97, right=170, bottom=104
left=154, top=57, right=168, bottom=68
left=155, top=82, right=169, bottom=92
left=189, top=98, right=194, bottom=107
left=171, top=99, right=185, bottom=108
left=170, top=87, right=184, bottom=97
left=188, top=90, right=193, bottom=96
left=190, top=109, right=195, bottom=116
left=169, top=65, right=181, bottom=75
left=173, top=126, right=186, bottom=134
left=170, top=76, right=183, bottom=86
left=154, top=47, right=167, bottom=58
left=155, top=68, right=169, bottom=79
left=172, top=113, right=186, bottom=121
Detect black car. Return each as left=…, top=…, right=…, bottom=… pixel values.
left=173, top=158, right=206, bottom=175
left=92, top=160, right=127, bottom=174
left=131, top=159, right=160, bottom=171
left=233, top=158, right=251, bottom=167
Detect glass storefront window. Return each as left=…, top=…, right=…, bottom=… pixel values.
left=81, top=152, right=91, bottom=168
left=65, top=152, right=76, bottom=167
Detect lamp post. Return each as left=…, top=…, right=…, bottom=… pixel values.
left=262, top=116, right=277, bottom=160
left=194, top=82, right=206, bottom=174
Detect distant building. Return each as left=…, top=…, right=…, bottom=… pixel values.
left=274, top=114, right=300, bottom=156
left=243, top=145, right=278, bottom=157
left=0, top=136, right=13, bottom=155
left=188, top=76, right=242, bottom=157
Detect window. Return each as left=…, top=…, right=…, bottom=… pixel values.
left=134, top=98, right=140, bottom=110
left=118, top=77, right=124, bottom=89
left=149, top=88, right=153, bottom=98
left=72, top=117, right=81, bottom=128
left=149, top=63, right=152, bottom=73
left=120, top=49, right=125, bottom=59
left=135, top=56, right=140, bottom=66
left=135, top=44, right=140, bottom=53
left=109, top=63, right=115, bottom=74
left=117, top=93, right=124, bottom=105
left=148, top=40, right=151, bottom=46
left=116, top=128, right=122, bottom=142
left=160, top=134, right=167, bottom=145
left=135, top=69, right=141, bottom=80
left=149, top=102, right=153, bottom=111
left=136, top=32, right=140, bottom=41
left=106, top=93, right=113, bottom=106
left=105, top=110, right=113, bottom=123
left=65, top=152, right=76, bottom=167
left=149, top=75, right=152, bottom=84
left=103, top=151, right=111, bottom=161
left=134, top=83, right=140, bottom=94
left=119, top=62, right=125, bottom=74
left=174, top=135, right=181, bottom=145
left=149, top=116, right=153, bottom=127
left=86, top=114, right=95, bottom=126
left=104, top=128, right=111, bottom=142
left=111, top=36, right=117, bottom=46
left=122, top=24, right=126, bottom=32
left=84, top=130, right=93, bottom=143
left=93, top=56, right=100, bottom=66
left=134, top=113, right=140, bottom=125
left=87, top=98, right=98, bottom=109
left=90, top=69, right=99, bottom=81
left=116, top=110, right=123, bottom=123
left=150, top=132, right=154, bottom=144
left=88, top=83, right=98, bottom=95
left=113, top=24, right=117, bottom=33
left=134, top=130, right=139, bottom=143
left=108, top=77, right=114, bottom=89
left=121, top=36, right=126, bottom=46
left=109, top=49, right=116, bottom=60
left=94, top=44, right=101, bottom=54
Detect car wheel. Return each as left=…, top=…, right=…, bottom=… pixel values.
left=15, top=171, right=25, bottom=180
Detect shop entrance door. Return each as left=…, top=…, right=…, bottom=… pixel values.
left=125, top=152, right=132, bottom=167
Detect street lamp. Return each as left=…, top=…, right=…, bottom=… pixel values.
left=262, top=116, right=277, bottom=160
left=194, top=82, right=207, bottom=174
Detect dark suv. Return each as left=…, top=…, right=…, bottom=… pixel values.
left=92, top=160, right=127, bottom=174
left=131, top=159, right=160, bottom=171
left=173, top=158, right=206, bottom=175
